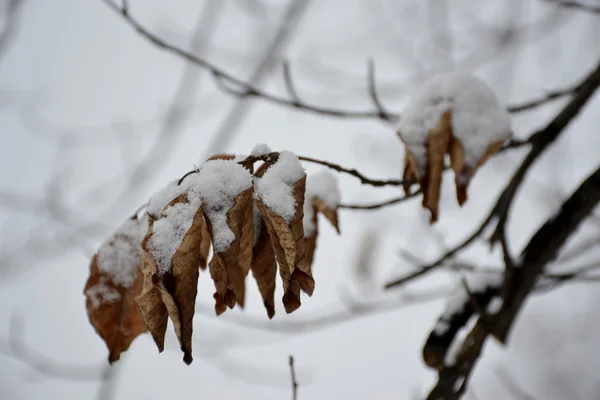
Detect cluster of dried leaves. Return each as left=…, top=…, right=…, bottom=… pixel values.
left=398, top=109, right=509, bottom=223
left=84, top=152, right=340, bottom=364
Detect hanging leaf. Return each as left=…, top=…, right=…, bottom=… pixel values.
left=195, top=159, right=254, bottom=315
left=250, top=216, right=278, bottom=319
left=140, top=193, right=206, bottom=364
left=204, top=187, right=253, bottom=314
left=257, top=176, right=313, bottom=313
left=303, top=171, right=341, bottom=268
left=84, top=217, right=147, bottom=363
left=397, top=72, right=511, bottom=222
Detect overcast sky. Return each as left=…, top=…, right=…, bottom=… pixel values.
left=1, top=1, right=600, bottom=399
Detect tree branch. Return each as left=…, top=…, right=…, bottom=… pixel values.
left=102, top=0, right=585, bottom=122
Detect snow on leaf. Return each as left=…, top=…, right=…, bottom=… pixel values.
left=250, top=143, right=272, bottom=157
left=96, top=216, right=146, bottom=288
left=255, top=151, right=305, bottom=223
left=256, top=176, right=313, bottom=313
left=250, top=216, right=277, bottom=319
left=138, top=195, right=207, bottom=364
left=84, top=216, right=148, bottom=364
left=196, top=159, right=253, bottom=252
left=303, top=170, right=341, bottom=237
left=302, top=171, right=341, bottom=269
left=397, top=72, right=511, bottom=222
left=205, top=187, right=253, bottom=315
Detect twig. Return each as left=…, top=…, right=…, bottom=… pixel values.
left=543, top=0, right=600, bottom=14
left=367, top=59, right=392, bottom=121
left=425, top=163, right=600, bottom=400
left=289, top=355, right=298, bottom=400
left=297, top=155, right=407, bottom=187
left=283, top=60, right=302, bottom=104
left=339, top=191, right=420, bottom=210
left=101, top=0, right=585, bottom=121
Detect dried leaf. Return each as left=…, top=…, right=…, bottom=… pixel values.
left=136, top=249, right=168, bottom=353
left=397, top=73, right=512, bottom=223
left=199, top=221, right=211, bottom=270
left=421, top=109, right=452, bottom=223
left=84, top=217, right=148, bottom=363
left=257, top=177, right=314, bottom=313
left=208, top=154, right=236, bottom=161
left=205, top=187, right=253, bottom=315
left=449, top=134, right=509, bottom=206
left=139, top=194, right=206, bottom=364
left=304, top=197, right=340, bottom=268
left=250, top=217, right=277, bottom=319
left=84, top=254, right=147, bottom=364
left=236, top=188, right=254, bottom=308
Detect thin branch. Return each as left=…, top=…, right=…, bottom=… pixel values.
left=490, top=59, right=600, bottom=246
left=367, top=59, right=393, bottom=121
left=338, top=191, right=420, bottom=210
left=297, top=155, right=407, bottom=187
left=543, top=0, right=600, bottom=14
left=505, top=82, right=584, bottom=112
left=101, top=0, right=585, bottom=121
left=0, top=0, right=25, bottom=63
left=289, top=355, right=298, bottom=400
left=283, top=60, right=302, bottom=104
left=425, top=163, right=600, bottom=400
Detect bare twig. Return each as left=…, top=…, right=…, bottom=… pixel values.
left=102, top=0, right=585, bottom=121
left=289, top=355, right=298, bottom=400
left=543, top=0, right=600, bottom=14
left=367, top=59, right=393, bottom=121
left=297, top=155, right=407, bottom=187
left=338, top=192, right=419, bottom=210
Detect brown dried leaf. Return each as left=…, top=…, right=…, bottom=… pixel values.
left=256, top=177, right=314, bottom=314
left=199, top=221, right=211, bottom=270
left=400, top=107, right=510, bottom=223
left=84, top=255, right=147, bottom=364
left=449, top=134, right=509, bottom=206
left=250, top=217, right=277, bottom=318
left=136, top=249, right=168, bottom=353
left=139, top=195, right=207, bottom=364
left=313, top=198, right=339, bottom=233
left=304, top=197, right=340, bottom=268
left=205, top=187, right=253, bottom=314
left=236, top=186, right=254, bottom=308
left=208, top=154, right=236, bottom=161
left=421, top=109, right=452, bottom=223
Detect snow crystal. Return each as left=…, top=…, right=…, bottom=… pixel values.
left=86, top=279, right=121, bottom=309
left=147, top=179, right=187, bottom=218
left=397, top=72, right=511, bottom=172
left=250, top=143, right=272, bottom=157
left=255, top=151, right=306, bottom=223
left=96, top=217, right=146, bottom=288
left=196, top=159, right=253, bottom=252
left=147, top=197, right=202, bottom=275
left=303, top=170, right=340, bottom=237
